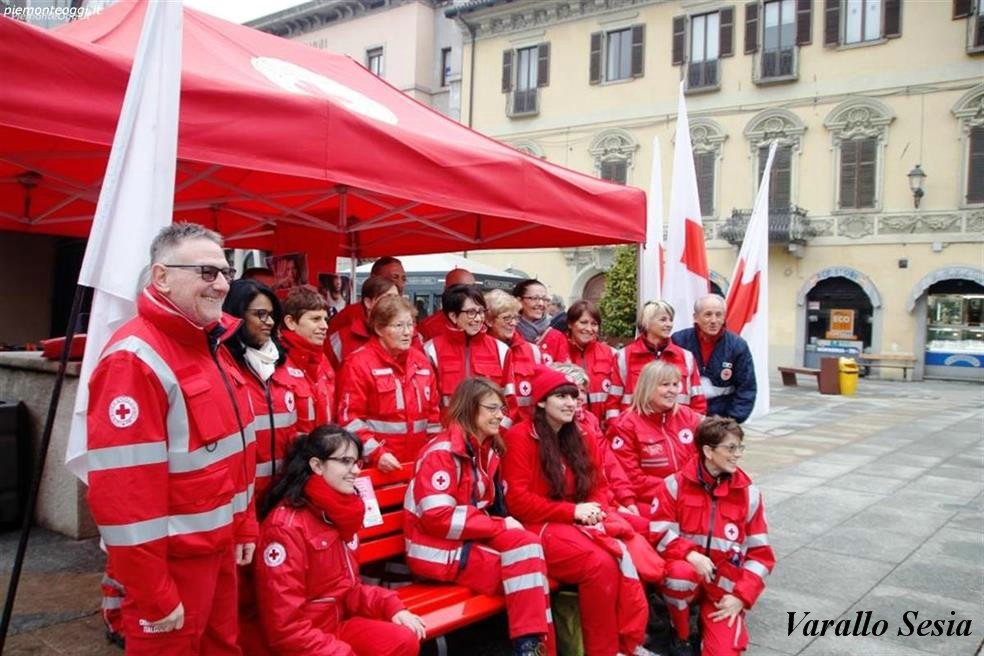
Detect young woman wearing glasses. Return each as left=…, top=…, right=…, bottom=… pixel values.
left=254, top=425, right=425, bottom=655
left=404, top=378, right=554, bottom=656
left=485, top=289, right=543, bottom=423
left=336, top=295, right=439, bottom=472
left=512, top=279, right=570, bottom=366
left=648, top=417, right=774, bottom=656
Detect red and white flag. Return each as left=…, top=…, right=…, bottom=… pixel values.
left=638, top=136, right=663, bottom=306
left=726, top=141, right=776, bottom=420
left=663, top=82, right=709, bottom=332
left=65, top=2, right=183, bottom=481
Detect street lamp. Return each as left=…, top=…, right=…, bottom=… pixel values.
left=907, top=164, right=926, bottom=209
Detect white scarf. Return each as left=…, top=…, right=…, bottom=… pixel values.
left=244, top=339, right=279, bottom=382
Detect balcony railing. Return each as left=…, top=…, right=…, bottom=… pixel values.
left=719, top=205, right=814, bottom=246
left=510, top=88, right=538, bottom=116
left=686, top=60, right=718, bottom=90
left=759, top=46, right=795, bottom=80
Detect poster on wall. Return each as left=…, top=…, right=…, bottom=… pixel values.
left=826, top=309, right=856, bottom=339
left=318, top=273, right=351, bottom=319
left=266, top=252, right=308, bottom=293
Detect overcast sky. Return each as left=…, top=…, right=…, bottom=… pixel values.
left=181, top=0, right=305, bottom=24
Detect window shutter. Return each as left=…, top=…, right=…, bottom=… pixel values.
left=858, top=138, right=877, bottom=208
left=884, top=0, right=902, bottom=38
left=796, top=0, right=812, bottom=44
left=824, top=0, right=840, bottom=46
left=839, top=141, right=858, bottom=208
left=672, top=15, right=687, bottom=65
left=744, top=2, right=759, bottom=54
left=968, top=127, right=984, bottom=203
left=631, top=25, right=645, bottom=77
left=695, top=151, right=715, bottom=215
left=764, top=146, right=792, bottom=209
left=976, top=14, right=984, bottom=46
left=953, top=0, right=972, bottom=19
left=501, top=49, right=513, bottom=93
left=589, top=32, right=603, bottom=84
left=537, top=43, right=550, bottom=87
left=720, top=7, right=735, bottom=57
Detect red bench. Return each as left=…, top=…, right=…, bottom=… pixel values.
left=357, top=466, right=508, bottom=639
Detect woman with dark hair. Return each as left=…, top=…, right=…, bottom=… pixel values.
left=566, top=300, right=623, bottom=427
left=404, top=378, right=553, bottom=656
left=336, top=295, right=439, bottom=472
left=617, top=301, right=707, bottom=415
left=223, top=279, right=297, bottom=503
left=423, top=284, right=516, bottom=423
left=606, top=360, right=702, bottom=516
left=282, top=287, right=335, bottom=432
left=502, top=367, right=656, bottom=656
left=648, top=417, right=774, bottom=656
left=326, top=275, right=399, bottom=370
left=254, top=425, right=425, bottom=655
left=512, top=279, right=569, bottom=365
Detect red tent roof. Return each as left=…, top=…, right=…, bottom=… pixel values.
left=0, top=2, right=645, bottom=260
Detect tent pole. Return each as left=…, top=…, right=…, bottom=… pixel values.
left=0, top=284, right=87, bottom=652
left=339, top=188, right=358, bottom=301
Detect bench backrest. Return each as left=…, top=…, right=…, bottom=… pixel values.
left=357, top=465, right=413, bottom=563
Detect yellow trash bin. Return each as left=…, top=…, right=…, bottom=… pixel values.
left=838, top=357, right=859, bottom=396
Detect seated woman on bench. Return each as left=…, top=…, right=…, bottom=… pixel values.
left=254, top=425, right=425, bottom=656
left=404, top=377, right=554, bottom=656
left=503, top=366, right=661, bottom=656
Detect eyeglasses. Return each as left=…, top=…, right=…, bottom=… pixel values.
left=164, top=264, right=237, bottom=282
left=521, top=296, right=550, bottom=303
left=459, top=308, right=486, bottom=319
left=497, top=314, right=520, bottom=324
left=246, top=309, right=275, bottom=323
left=325, top=456, right=365, bottom=469
left=715, top=444, right=746, bottom=455
left=386, top=322, right=415, bottom=332
left=479, top=403, right=508, bottom=415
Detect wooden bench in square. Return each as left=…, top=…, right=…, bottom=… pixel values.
left=357, top=466, right=508, bottom=640
left=857, top=354, right=917, bottom=380
left=777, top=366, right=821, bottom=388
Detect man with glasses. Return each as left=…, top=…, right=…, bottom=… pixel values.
left=417, top=267, right=476, bottom=341
left=423, top=284, right=517, bottom=425
left=328, top=255, right=407, bottom=335
left=85, top=223, right=256, bottom=654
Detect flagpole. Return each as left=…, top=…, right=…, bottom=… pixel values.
left=0, top=285, right=88, bottom=651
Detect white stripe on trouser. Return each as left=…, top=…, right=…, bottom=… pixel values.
left=663, top=595, right=690, bottom=610
left=102, top=596, right=122, bottom=610
left=546, top=608, right=553, bottom=624
left=617, top=540, right=639, bottom=580
left=502, top=572, right=549, bottom=595
left=664, top=577, right=698, bottom=592
left=500, top=544, right=545, bottom=567
left=405, top=541, right=461, bottom=565
left=657, top=529, right=679, bottom=551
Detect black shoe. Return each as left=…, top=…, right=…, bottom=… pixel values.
left=668, top=633, right=694, bottom=656
left=513, top=635, right=545, bottom=656
left=105, top=630, right=125, bottom=649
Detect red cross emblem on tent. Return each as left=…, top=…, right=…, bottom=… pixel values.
left=263, top=542, right=286, bottom=567
left=108, top=396, right=139, bottom=428
left=431, top=470, right=451, bottom=491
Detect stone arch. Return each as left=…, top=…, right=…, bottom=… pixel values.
left=588, top=128, right=640, bottom=181
left=709, top=271, right=729, bottom=297
left=689, top=118, right=728, bottom=153
left=951, top=83, right=984, bottom=206
left=907, top=265, right=984, bottom=313
left=571, top=265, right=605, bottom=301
left=823, top=97, right=896, bottom=143
left=512, top=139, right=545, bottom=159
left=794, top=266, right=883, bottom=367
left=743, top=108, right=807, bottom=149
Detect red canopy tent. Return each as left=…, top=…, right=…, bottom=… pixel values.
left=0, top=2, right=645, bottom=270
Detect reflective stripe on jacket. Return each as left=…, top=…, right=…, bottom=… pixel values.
left=569, top=339, right=623, bottom=426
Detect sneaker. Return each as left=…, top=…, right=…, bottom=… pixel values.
left=668, top=633, right=694, bottom=656
left=513, top=635, right=545, bottom=656
left=633, top=645, right=664, bottom=656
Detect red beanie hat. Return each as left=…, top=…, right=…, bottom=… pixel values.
left=530, top=365, right=576, bottom=403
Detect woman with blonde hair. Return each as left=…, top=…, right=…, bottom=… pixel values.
left=485, top=288, right=542, bottom=422
left=606, top=360, right=702, bottom=514
left=616, top=301, right=706, bottom=415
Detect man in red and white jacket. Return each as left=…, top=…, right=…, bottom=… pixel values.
left=86, top=224, right=256, bottom=654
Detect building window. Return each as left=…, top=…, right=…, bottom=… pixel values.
left=366, top=47, right=383, bottom=76
left=762, top=0, right=796, bottom=78
left=823, top=98, right=895, bottom=211
left=759, top=144, right=792, bottom=208
left=589, top=25, right=645, bottom=84
left=440, top=47, right=452, bottom=87
left=824, top=0, right=901, bottom=47
left=968, top=126, right=984, bottom=203
left=839, top=138, right=877, bottom=208
left=589, top=129, right=640, bottom=185
left=673, top=9, right=734, bottom=92
left=690, top=119, right=728, bottom=217
left=952, top=85, right=984, bottom=205
left=502, top=44, right=549, bottom=117
left=953, top=0, right=984, bottom=51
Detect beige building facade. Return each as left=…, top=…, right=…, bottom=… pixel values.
left=451, top=0, right=983, bottom=381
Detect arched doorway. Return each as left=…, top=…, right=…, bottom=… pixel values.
left=909, top=266, right=984, bottom=381
left=584, top=272, right=607, bottom=304
left=796, top=268, right=882, bottom=368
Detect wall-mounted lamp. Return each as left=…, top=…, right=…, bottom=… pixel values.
left=907, top=164, right=926, bottom=209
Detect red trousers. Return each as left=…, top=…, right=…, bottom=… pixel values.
left=120, top=548, right=240, bottom=656
left=332, top=616, right=420, bottom=656
left=540, top=523, right=648, bottom=656
left=456, top=528, right=555, bottom=654
left=660, top=560, right=749, bottom=656
left=100, top=569, right=125, bottom=636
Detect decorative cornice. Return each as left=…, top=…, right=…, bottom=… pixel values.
left=689, top=117, right=728, bottom=152
left=587, top=128, right=639, bottom=160
left=248, top=0, right=431, bottom=37
left=744, top=108, right=807, bottom=149
left=458, top=0, right=664, bottom=40
left=951, top=82, right=984, bottom=129
left=823, top=97, right=896, bottom=143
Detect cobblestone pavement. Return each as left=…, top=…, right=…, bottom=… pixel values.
left=1, top=376, right=981, bottom=655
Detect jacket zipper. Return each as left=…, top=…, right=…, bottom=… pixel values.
left=704, top=497, right=717, bottom=556
left=262, top=381, right=276, bottom=479
left=209, top=336, right=250, bottom=492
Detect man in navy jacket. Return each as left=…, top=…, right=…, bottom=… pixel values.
left=671, top=294, right=756, bottom=423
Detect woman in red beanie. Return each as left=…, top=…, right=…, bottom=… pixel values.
left=502, top=366, right=661, bottom=656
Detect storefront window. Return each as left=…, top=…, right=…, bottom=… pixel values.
left=925, top=283, right=984, bottom=379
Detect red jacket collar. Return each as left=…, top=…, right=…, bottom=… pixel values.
left=281, top=330, right=327, bottom=378
left=138, top=286, right=239, bottom=348
left=680, top=457, right=751, bottom=493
